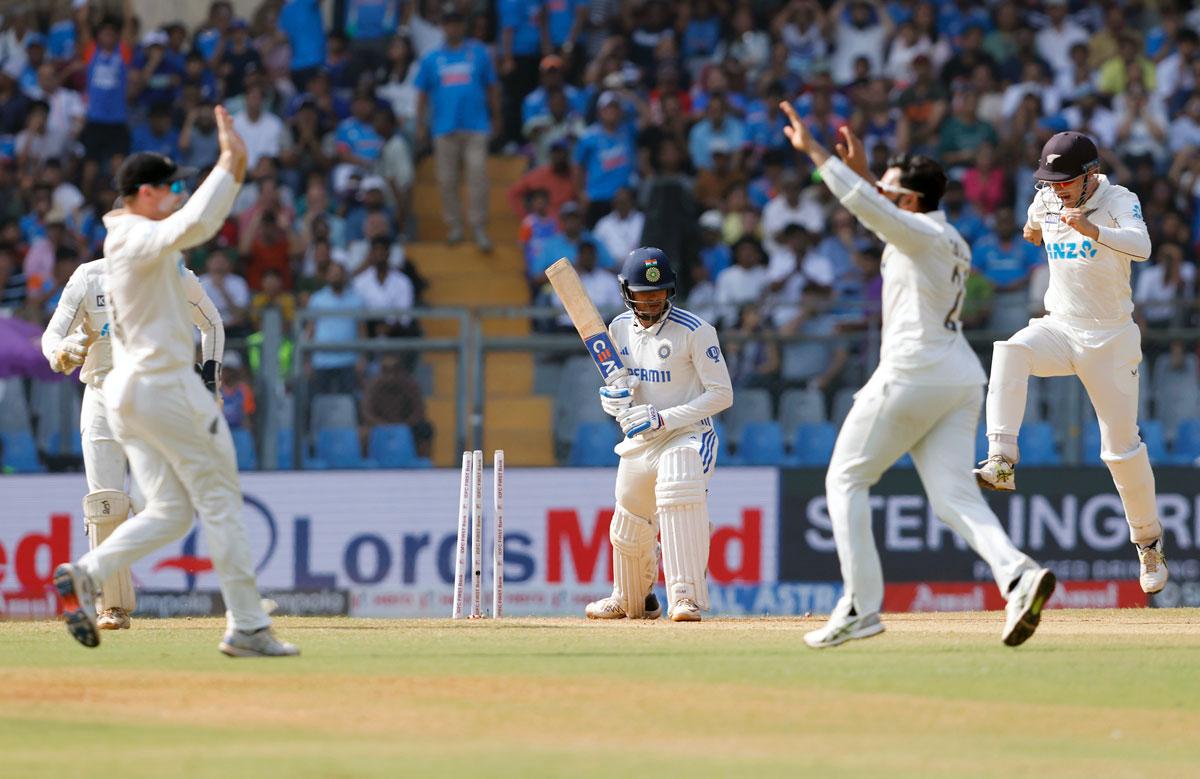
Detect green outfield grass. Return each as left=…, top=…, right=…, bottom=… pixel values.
left=2, top=610, right=1198, bottom=778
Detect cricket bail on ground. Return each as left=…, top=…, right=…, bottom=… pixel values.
left=452, top=449, right=505, bottom=619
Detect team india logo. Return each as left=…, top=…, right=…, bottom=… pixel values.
left=644, top=256, right=661, bottom=282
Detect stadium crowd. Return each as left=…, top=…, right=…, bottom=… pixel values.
left=1, top=0, right=1199, bottom=469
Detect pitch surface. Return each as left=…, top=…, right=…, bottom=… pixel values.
left=2, top=610, right=1198, bottom=777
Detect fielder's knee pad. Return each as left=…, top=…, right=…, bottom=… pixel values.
left=83, top=489, right=136, bottom=611
left=609, top=505, right=658, bottom=618
left=1102, top=443, right=1162, bottom=544
left=655, top=447, right=711, bottom=610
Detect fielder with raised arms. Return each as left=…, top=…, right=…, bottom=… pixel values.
left=780, top=103, right=1055, bottom=649
left=975, top=131, right=1167, bottom=594
left=42, top=256, right=224, bottom=630
left=583, top=248, right=734, bottom=622
left=53, top=107, right=298, bottom=657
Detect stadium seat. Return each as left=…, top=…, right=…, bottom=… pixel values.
left=314, top=427, right=378, bottom=470
left=831, top=387, right=857, bottom=428
left=778, top=387, right=826, bottom=436
left=1082, top=420, right=1103, bottom=466
left=739, top=421, right=786, bottom=466
left=45, top=430, right=84, bottom=457
left=1019, top=422, right=1060, bottom=465
left=231, top=428, right=258, bottom=471
left=1, top=431, right=45, bottom=473
left=975, top=425, right=988, bottom=463
left=792, top=422, right=837, bottom=467
left=721, top=387, right=773, bottom=447
left=311, top=394, right=357, bottom=431
left=0, top=377, right=33, bottom=433
left=1142, top=419, right=1168, bottom=464
left=569, top=421, right=620, bottom=466
left=1171, top=418, right=1200, bottom=465
left=1153, top=353, right=1200, bottom=440
left=275, top=428, right=297, bottom=470
left=710, top=419, right=740, bottom=466
left=369, top=424, right=432, bottom=468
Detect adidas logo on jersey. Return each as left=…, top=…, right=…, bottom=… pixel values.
left=620, top=346, right=629, bottom=356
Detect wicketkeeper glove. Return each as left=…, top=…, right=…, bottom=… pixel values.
left=51, top=331, right=92, bottom=373
left=618, top=403, right=663, bottom=438
left=196, top=360, right=222, bottom=396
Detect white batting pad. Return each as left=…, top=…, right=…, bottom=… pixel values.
left=83, top=489, right=136, bottom=611
left=1104, top=443, right=1163, bottom=545
left=655, top=447, right=711, bottom=611
left=609, top=505, right=657, bottom=618
left=986, top=341, right=1034, bottom=460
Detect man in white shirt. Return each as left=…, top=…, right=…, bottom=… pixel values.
left=715, top=237, right=770, bottom=327
left=762, top=169, right=825, bottom=263
left=42, top=256, right=224, bottom=631
left=1035, top=0, right=1089, bottom=80
left=976, top=131, right=1168, bottom=596
left=554, top=240, right=621, bottom=329
left=592, top=187, right=644, bottom=265
left=35, top=64, right=83, bottom=153
left=199, top=248, right=251, bottom=332
left=352, top=236, right=415, bottom=335
left=52, top=109, right=297, bottom=658
left=780, top=103, right=1052, bottom=650
left=232, top=84, right=291, bottom=169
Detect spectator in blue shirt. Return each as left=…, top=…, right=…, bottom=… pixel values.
left=195, top=1, right=233, bottom=65
left=531, top=200, right=613, bottom=283
left=416, top=4, right=500, bottom=251
left=688, top=94, right=747, bottom=171
left=77, top=7, right=135, bottom=174
left=133, top=30, right=183, bottom=110
left=972, top=206, right=1044, bottom=334
left=499, top=0, right=548, bottom=147
left=279, top=0, right=327, bottom=90
left=219, top=19, right=263, bottom=99
left=546, top=0, right=587, bottom=58
left=522, top=55, right=587, bottom=129
left=306, top=262, right=366, bottom=396
left=344, top=0, right=401, bottom=81
left=334, top=92, right=385, bottom=173
left=573, top=91, right=636, bottom=226
left=941, top=180, right=988, bottom=246
left=130, top=105, right=180, bottom=158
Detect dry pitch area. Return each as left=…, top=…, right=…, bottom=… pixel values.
left=2, top=610, right=1198, bottom=778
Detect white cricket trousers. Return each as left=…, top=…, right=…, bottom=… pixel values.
left=986, top=315, right=1161, bottom=544
left=825, top=374, right=1036, bottom=616
left=80, top=384, right=140, bottom=612
left=79, top=369, right=270, bottom=632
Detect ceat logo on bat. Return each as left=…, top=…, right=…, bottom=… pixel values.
left=586, top=333, right=622, bottom=379
left=152, top=496, right=278, bottom=590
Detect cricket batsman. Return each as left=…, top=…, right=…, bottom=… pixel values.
left=780, top=103, right=1055, bottom=648
left=43, top=255, right=224, bottom=630
left=584, top=248, right=734, bottom=622
left=975, top=131, right=1167, bottom=594
left=53, top=107, right=298, bottom=657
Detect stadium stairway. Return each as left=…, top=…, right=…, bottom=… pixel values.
left=407, top=155, right=554, bottom=466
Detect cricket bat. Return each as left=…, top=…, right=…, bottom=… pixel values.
left=546, top=258, right=626, bottom=384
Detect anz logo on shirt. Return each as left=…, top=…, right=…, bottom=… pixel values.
left=1045, top=241, right=1098, bottom=261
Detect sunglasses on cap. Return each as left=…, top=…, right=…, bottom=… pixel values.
left=156, top=179, right=188, bottom=194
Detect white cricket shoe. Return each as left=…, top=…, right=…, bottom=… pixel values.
left=669, top=598, right=702, bottom=622
left=804, top=608, right=885, bottom=649
left=53, top=563, right=100, bottom=648
left=974, top=454, right=1016, bottom=492
left=1136, top=539, right=1168, bottom=594
left=97, top=607, right=131, bottom=630
left=218, top=627, right=300, bottom=658
left=1002, top=568, right=1056, bottom=647
left=585, top=593, right=663, bottom=620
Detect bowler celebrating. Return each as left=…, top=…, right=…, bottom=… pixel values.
left=585, top=248, right=733, bottom=622
left=43, top=256, right=224, bottom=631
left=780, top=103, right=1055, bottom=649
left=53, top=108, right=298, bottom=657
left=975, top=131, right=1166, bottom=594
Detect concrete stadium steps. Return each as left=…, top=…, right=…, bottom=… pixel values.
left=413, top=156, right=527, bottom=244
left=483, top=396, right=554, bottom=465
left=425, top=396, right=459, bottom=467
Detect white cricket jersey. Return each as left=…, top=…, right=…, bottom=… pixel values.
left=818, top=157, right=986, bottom=386
left=607, top=306, right=734, bottom=466
left=42, top=259, right=224, bottom=387
left=1025, top=175, right=1151, bottom=325
left=102, top=167, right=239, bottom=377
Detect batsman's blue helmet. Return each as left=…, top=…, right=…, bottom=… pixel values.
left=618, top=247, right=676, bottom=323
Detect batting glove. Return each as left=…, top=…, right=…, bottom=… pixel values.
left=618, top=404, right=663, bottom=438
left=599, top=374, right=640, bottom=417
